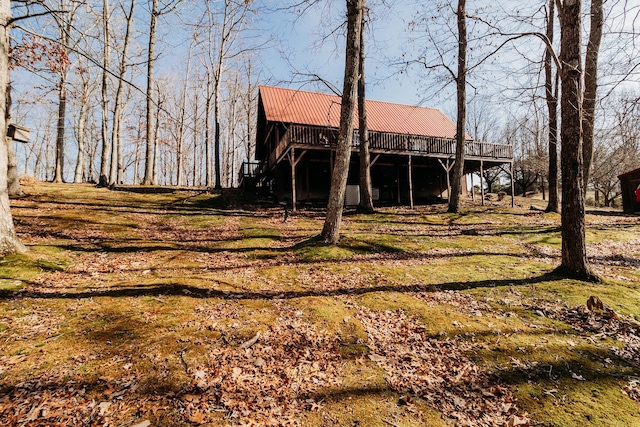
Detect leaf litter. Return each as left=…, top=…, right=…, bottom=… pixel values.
left=4, top=186, right=640, bottom=426
left=345, top=299, right=530, bottom=426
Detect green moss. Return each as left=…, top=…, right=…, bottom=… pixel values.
left=290, top=296, right=368, bottom=345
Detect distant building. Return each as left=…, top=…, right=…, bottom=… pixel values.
left=618, top=167, right=640, bottom=214
left=242, top=85, right=513, bottom=208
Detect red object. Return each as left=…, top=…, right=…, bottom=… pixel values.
left=636, top=186, right=640, bottom=203
left=259, top=85, right=471, bottom=140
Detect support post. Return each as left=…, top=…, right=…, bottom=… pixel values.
left=470, top=170, right=475, bottom=202
left=510, top=161, right=515, bottom=208
left=408, top=155, right=414, bottom=208
left=306, top=159, right=310, bottom=201
left=287, top=148, right=308, bottom=212
left=396, top=164, right=401, bottom=204
left=480, top=160, right=485, bottom=206
left=289, top=147, right=296, bottom=212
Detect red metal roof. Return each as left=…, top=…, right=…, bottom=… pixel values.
left=259, top=85, right=461, bottom=139
left=618, top=166, right=640, bottom=179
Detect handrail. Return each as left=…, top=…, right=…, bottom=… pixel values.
left=284, top=124, right=512, bottom=159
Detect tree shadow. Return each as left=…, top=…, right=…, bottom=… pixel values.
left=3, top=272, right=567, bottom=301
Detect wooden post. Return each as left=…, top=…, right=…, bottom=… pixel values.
left=470, top=170, right=475, bottom=202
left=306, top=159, right=310, bottom=201
left=288, top=149, right=307, bottom=212
left=408, top=155, right=414, bottom=208
left=510, top=161, right=515, bottom=208
left=289, top=147, right=297, bottom=212
left=480, top=160, right=485, bottom=206
left=396, top=164, right=401, bottom=204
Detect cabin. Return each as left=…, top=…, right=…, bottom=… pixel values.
left=618, top=167, right=640, bottom=214
left=242, top=85, right=514, bottom=209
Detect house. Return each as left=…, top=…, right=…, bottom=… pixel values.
left=242, top=85, right=513, bottom=209
left=618, top=167, right=640, bottom=214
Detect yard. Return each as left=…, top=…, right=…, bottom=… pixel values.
left=1, top=182, right=639, bottom=426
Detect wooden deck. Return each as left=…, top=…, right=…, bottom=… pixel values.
left=267, top=124, right=512, bottom=168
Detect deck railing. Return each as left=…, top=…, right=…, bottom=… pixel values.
left=285, top=124, right=512, bottom=160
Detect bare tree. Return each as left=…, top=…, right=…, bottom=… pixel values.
left=6, top=84, right=21, bottom=195
left=110, top=0, right=136, bottom=185
left=582, top=0, right=604, bottom=191
left=0, top=0, right=26, bottom=253
left=72, top=65, right=95, bottom=183
left=52, top=0, right=80, bottom=183
left=142, top=0, right=159, bottom=185
left=447, top=0, right=467, bottom=213
left=591, top=91, right=640, bottom=207
left=544, top=0, right=559, bottom=212
left=555, top=0, right=597, bottom=281
left=97, top=0, right=111, bottom=186
left=358, top=4, right=374, bottom=213
left=142, top=0, right=181, bottom=185
left=208, top=0, right=251, bottom=188
left=322, top=0, right=363, bottom=243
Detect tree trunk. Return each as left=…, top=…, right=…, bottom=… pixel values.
left=0, top=3, right=25, bottom=254
left=6, top=84, right=20, bottom=196
left=447, top=0, right=467, bottom=214
left=111, top=5, right=133, bottom=187
left=176, top=42, right=191, bottom=186
left=556, top=0, right=597, bottom=281
left=98, top=0, right=110, bottom=187
left=74, top=92, right=87, bottom=183
left=545, top=0, right=559, bottom=213
left=358, top=8, right=374, bottom=213
left=582, top=0, right=603, bottom=192
left=53, top=73, right=67, bottom=183
left=7, top=136, right=19, bottom=195
left=321, top=0, right=363, bottom=243
left=205, top=76, right=213, bottom=187
left=143, top=0, right=158, bottom=185
left=214, top=78, right=222, bottom=189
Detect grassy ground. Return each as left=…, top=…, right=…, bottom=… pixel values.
left=0, top=182, right=639, bottom=426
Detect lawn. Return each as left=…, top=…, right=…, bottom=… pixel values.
left=0, top=182, right=639, bottom=426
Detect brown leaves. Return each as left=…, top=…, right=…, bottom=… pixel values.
left=10, top=34, right=71, bottom=73
left=186, top=303, right=343, bottom=425
left=351, top=301, right=530, bottom=426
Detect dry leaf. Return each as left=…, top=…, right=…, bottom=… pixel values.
left=232, top=367, right=243, bottom=379
left=571, top=372, right=586, bottom=381
left=98, top=401, right=111, bottom=416
left=368, top=353, right=386, bottom=362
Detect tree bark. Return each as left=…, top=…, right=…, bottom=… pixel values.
left=98, top=0, right=111, bottom=187
left=7, top=136, right=19, bottom=195
left=143, top=0, right=158, bottom=185
left=321, top=0, right=363, bottom=243
left=205, top=73, right=213, bottom=187
left=6, top=83, right=20, bottom=196
left=73, top=86, right=87, bottom=183
left=556, top=0, right=597, bottom=281
left=582, top=0, right=603, bottom=192
left=358, top=7, right=374, bottom=213
left=545, top=0, right=559, bottom=213
left=0, top=2, right=25, bottom=254
left=214, top=77, right=222, bottom=188
left=52, top=73, right=67, bottom=183
left=111, top=0, right=135, bottom=186
left=447, top=0, right=467, bottom=214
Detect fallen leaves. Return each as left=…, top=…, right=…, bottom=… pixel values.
left=186, top=303, right=343, bottom=425
left=350, top=301, right=531, bottom=427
